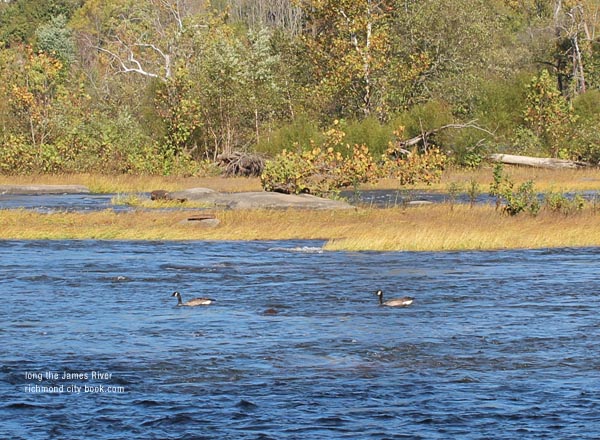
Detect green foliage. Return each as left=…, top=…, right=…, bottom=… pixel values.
left=35, top=15, right=75, bottom=65
left=0, top=0, right=80, bottom=45
left=0, top=135, right=36, bottom=174
left=489, top=163, right=540, bottom=216
left=155, top=69, right=201, bottom=159
left=473, top=73, right=530, bottom=144
left=568, top=90, right=600, bottom=164
left=449, top=132, right=488, bottom=169
left=467, top=179, right=481, bottom=207
left=338, top=117, right=394, bottom=157
left=522, top=70, right=577, bottom=157
left=255, top=115, right=323, bottom=156
left=446, top=182, right=463, bottom=209
left=3, top=0, right=600, bottom=177
left=392, top=100, right=454, bottom=140
left=572, top=89, right=600, bottom=122
left=544, top=192, right=585, bottom=215
left=260, top=121, right=447, bottom=197
left=7, top=47, right=66, bottom=148
left=260, top=126, right=379, bottom=197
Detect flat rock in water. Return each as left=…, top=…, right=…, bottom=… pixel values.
left=168, top=189, right=353, bottom=210
left=0, top=184, right=91, bottom=195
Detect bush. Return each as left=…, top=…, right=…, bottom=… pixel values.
left=0, top=135, right=36, bottom=174
left=261, top=123, right=448, bottom=197
left=255, top=115, right=323, bottom=156
left=260, top=129, right=379, bottom=197
left=392, top=100, right=454, bottom=139
left=489, top=163, right=540, bottom=216
left=382, top=146, right=446, bottom=186
left=338, top=117, right=394, bottom=157
left=544, top=192, right=585, bottom=215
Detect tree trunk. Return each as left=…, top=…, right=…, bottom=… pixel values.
left=488, top=153, right=589, bottom=169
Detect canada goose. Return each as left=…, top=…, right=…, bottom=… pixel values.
left=376, top=289, right=414, bottom=307
left=171, top=291, right=214, bottom=307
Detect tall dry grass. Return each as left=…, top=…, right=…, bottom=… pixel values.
left=371, top=166, right=600, bottom=192
left=0, top=174, right=262, bottom=193
left=1, top=166, right=600, bottom=194
left=2, top=204, right=600, bottom=251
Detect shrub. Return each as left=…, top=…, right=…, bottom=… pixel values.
left=383, top=134, right=447, bottom=186
left=489, top=163, right=540, bottom=216
left=0, top=135, right=36, bottom=174
left=544, top=192, right=585, bottom=215
left=260, top=132, right=379, bottom=197
left=261, top=122, right=449, bottom=197
left=255, top=115, right=323, bottom=156
left=338, top=117, right=394, bottom=157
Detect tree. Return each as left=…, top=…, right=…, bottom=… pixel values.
left=0, top=0, right=81, bottom=46
left=523, top=69, right=577, bottom=156
left=8, top=46, right=65, bottom=149
left=295, top=0, right=392, bottom=119
left=35, top=15, right=76, bottom=65
left=388, top=0, right=506, bottom=112
left=552, top=0, right=600, bottom=96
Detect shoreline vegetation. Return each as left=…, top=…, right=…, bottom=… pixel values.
left=2, top=168, right=600, bottom=251
left=2, top=204, right=600, bottom=252
left=2, top=166, right=600, bottom=194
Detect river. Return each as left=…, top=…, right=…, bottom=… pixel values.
left=1, top=240, right=599, bottom=438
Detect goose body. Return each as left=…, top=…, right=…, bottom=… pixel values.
left=376, top=290, right=414, bottom=307
left=172, top=291, right=214, bottom=307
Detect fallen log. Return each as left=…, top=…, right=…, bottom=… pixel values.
left=216, top=151, right=265, bottom=177
left=392, top=120, right=494, bottom=154
left=488, top=154, right=590, bottom=169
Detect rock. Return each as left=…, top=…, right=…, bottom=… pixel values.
left=150, top=189, right=170, bottom=200
left=0, top=184, right=91, bottom=195
left=167, top=188, right=354, bottom=210
left=168, top=187, right=215, bottom=201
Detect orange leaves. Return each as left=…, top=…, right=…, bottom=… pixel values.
left=382, top=147, right=447, bottom=186
left=261, top=121, right=447, bottom=196
left=261, top=124, right=379, bottom=196
left=6, top=46, right=66, bottom=147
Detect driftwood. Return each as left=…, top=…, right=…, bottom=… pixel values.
left=488, top=154, right=590, bottom=169
left=392, top=120, right=494, bottom=155
left=217, top=151, right=265, bottom=177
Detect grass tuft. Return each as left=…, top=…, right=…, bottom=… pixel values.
left=2, top=204, right=600, bottom=251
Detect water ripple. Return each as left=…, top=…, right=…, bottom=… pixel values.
left=1, top=240, right=600, bottom=438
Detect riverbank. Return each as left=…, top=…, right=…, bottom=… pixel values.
left=2, top=166, right=600, bottom=194
left=2, top=204, right=600, bottom=251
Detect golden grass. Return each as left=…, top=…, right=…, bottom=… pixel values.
left=0, top=174, right=262, bottom=193
left=369, top=166, right=600, bottom=192
left=2, top=205, right=600, bottom=251
left=110, top=194, right=212, bottom=209
left=1, top=166, right=600, bottom=194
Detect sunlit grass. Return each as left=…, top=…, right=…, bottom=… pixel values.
left=3, top=204, right=600, bottom=251
left=110, top=193, right=212, bottom=209
left=369, top=166, right=600, bottom=192
left=0, top=174, right=262, bottom=193
left=1, top=166, right=600, bottom=194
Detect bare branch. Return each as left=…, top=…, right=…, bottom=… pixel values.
left=393, top=120, right=496, bottom=152
left=94, top=44, right=162, bottom=79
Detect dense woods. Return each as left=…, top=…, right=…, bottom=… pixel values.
left=1, top=0, right=600, bottom=177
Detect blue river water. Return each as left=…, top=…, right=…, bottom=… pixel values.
left=1, top=240, right=599, bottom=439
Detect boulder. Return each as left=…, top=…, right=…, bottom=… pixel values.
left=166, top=188, right=354, bottom=210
